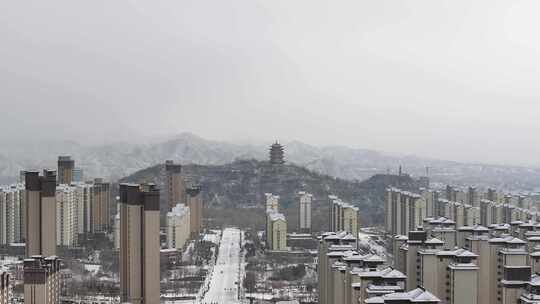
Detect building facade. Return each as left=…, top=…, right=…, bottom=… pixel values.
left=119, top=183, right=160, bottom=304
left=165, top=160, right=186, bottom=210
left=298, top=191, right=312, bottom=233
left=25, top=170, right=57, bottom=257
left=166, top=203, right=190, bottom=249
left=57, top=156, right=74, bottom=185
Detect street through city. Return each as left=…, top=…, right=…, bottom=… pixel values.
left=199, top=227, right=244, bottom=304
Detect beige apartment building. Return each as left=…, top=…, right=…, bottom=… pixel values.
left=119, top=183, right=160, bottom=304
left=24, top=256, right=61, bottom=304
left=25, top=170, right=57, bottom=257
left=330, top=196, right=359, bottom=236
left=298, top=191, right=312, bottom=233
left=92, top=178, right=110, bottom=233
left=186, top=185, right=203, bottom=238
left=0, top=272, right=9, bottom=304
left=266, top=210, right=287, bottom=251
left=57, top=156, right=74, bottom=185
left=165, top=160, right=186, bottom=210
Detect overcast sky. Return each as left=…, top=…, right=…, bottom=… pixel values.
left=1, top=1, right=540, bottom=165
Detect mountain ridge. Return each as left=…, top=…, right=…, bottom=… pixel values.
left=0, top=133, right=540, bottom=190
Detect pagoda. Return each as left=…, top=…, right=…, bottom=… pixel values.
left=269, top=141, right=285, bottom=165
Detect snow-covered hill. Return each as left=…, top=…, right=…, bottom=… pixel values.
left=1, top=133, right=540, bottom=190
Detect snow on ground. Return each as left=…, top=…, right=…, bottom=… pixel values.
left=199, top=227, right=244, bottom=304
left=203, top=230, right=222, bottom=244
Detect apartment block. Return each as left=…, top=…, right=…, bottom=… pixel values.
left=119, top=183, right=160, bottom=304
left=92, top=178, right=110, bottom=233
left=166, top=203, right=190, bottom=249
left=57, top=156, right=74, bottom=185
left=56, top=184, right=77, bottom=247
left=186, top=185, right=203, bottom=238
left=265, top=193, right=279, bottom=212
left=0, top=184, right=25, bottom=245
left=24, top=256, right=61, bottom=304
left=266, top=210, right=287, bottom=251
left=298, top=191, right=312, bottom=233
left=0, top=272, right=10, bottom=304
left=25, top=170, right=57, bottom=257
left=165, top=160, right=186, bottom=210
left=330, top=196, right=359, bottom=236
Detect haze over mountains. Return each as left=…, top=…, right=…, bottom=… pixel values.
left=1, top=133, right=540, bottom=190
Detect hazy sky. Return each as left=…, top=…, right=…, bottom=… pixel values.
left=2, top=1, right=540, bottom=165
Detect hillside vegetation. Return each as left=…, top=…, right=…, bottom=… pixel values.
left=120, top=159, right=419, bottom=230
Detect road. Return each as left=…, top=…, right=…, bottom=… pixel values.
left=199, top=227, right=243, bottom=304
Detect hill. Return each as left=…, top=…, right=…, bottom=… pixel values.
left=120, top=159, right=420, bottom=230
left=1, top=133, right=540, bottom=190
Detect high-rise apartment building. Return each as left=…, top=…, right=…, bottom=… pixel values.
left=56, top=184, right=77, bottom=247
left=119, top=183, right=160, bottom=304
left=186, top=185, right=202, bottom=238
left=265, top=193, right=279, bottom=212
left=329, top=196, right=359, bottom=236
left=92, top=178, right=110, bottom=233
left=298, top=191, right=312, bottom=233
left=0, top=184, right=25, bottom=245
left=385, top=188, right=426, bottom=237
left=74, top=183, right=93, bottom=240
left=57, top=156, right=74, bottom=185
left=0, top=272, right=10, bottom=304
left=25, top=170, right=57, bottom=257
left=23, top=256, right=61, bottom=304
left=266, top=210, right=287, bottom=251
left=71, top=168, right=83, bottom=183
left=166, top=203, right=190, bottom=249
left=165, top=160, right=186, bottom=210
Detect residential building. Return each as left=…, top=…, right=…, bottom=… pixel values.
left=23, top=256, right=61, bottom=304
left=265, top=193, right=279, bottom=212
left=186, top=185, right=203, bottom=238
left=0, top=272, right=10, bottom=304
left=119, top=183, right=160, bottom=304
left=166, top=203, right=190, bottom=249
left=266, top=210, right=287, bottom=251
left=25, top=170, right=57, bottom=257
left=92, top=178, right=110, bottom=233
left=165, top=160, right=186, bottom=210
left=298, top=191, right=312, bottom=233
left=57, top=156, right=74, bottom=185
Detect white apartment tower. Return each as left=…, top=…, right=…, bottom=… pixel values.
left=166, top=203, right=191, bottom=249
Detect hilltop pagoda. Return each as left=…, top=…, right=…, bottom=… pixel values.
left=269, top=141, right=285, bottom=165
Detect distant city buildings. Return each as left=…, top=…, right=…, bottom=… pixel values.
left=379, top=185, right=540, bottom=304
left=119, top=183, right=160, bottom=304
left=298, top=191, right=312, bottom=233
